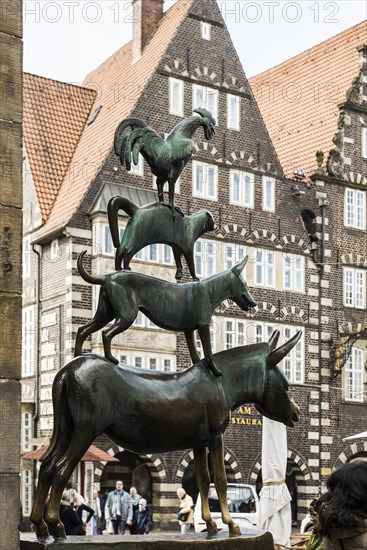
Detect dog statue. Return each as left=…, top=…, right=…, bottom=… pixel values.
left=75, top=252, right=256, bottom=376
left=107, top=196, right=214, bottom=280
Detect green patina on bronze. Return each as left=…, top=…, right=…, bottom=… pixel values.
left=74, top=252, right=256, bottom=377
left=107, top=197, right=214, bottom=279
left=114, top=108, right=216, bottom=212
left=30, top=332, right=301, bottom=540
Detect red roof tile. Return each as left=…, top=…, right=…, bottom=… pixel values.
left=23, top=74, right=96, bottom=221
left=249, top=21, right=367, bottom=179
left=37, top=0, right=195, bottom=238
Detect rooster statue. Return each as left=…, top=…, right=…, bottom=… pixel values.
left=114, top=108, right=216, bottom=213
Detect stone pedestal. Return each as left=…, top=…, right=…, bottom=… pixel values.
left=21, top=530, right=273, bottom=549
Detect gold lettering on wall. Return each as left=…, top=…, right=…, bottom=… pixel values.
left=230, top=406, right=262, bottom=427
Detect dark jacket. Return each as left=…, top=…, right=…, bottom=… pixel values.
left=323, top=521, right=367, bottom=550
left=59, top=504, right=85, bottom=535
left=133, top=508, right=151, bottom=534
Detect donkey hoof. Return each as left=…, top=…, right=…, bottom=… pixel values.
left=206, top=521, right=218, bottom=537
left=229, top=522, right=241, bottom=537
left=175, top=269, right=182, bottom=280
left=53, top=525, right=67, bottom=539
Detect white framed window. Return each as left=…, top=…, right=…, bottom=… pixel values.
left=224, top=319, right=247, bottom=349
left=344, top=188, right=365, bottom=230
left=194, top=320, right=216, bottom=357
left=254, top=248, right=275, bottom=287
left=362, top=127, right=367, bottom=159
left=255, top=323, right=275, bottom=345
left=119, top=354, right=128, bottom=365
left=201, top=21, right=211, bottom=40
left=343, top=267, right=366, bottom=309
left=193, top=84, right=218, bottom=122
left=130, top=153, right=144, bottom=176
left=134, top=356, right=143, bottom=368
left=22, top=236, right=31, bottom=278
left=344, top=347, right=364, bottom=402
left=22, top=306, right=35, bottom=376
left=148, top=244, right=158, bottom=262
left=21, top=412, right=33, bottom=452
left=223, top=243, right=245, bottom=270
left=262, top=176, right=275, bottom=212
left=229, top=170, right=254, bottom=207
left=153, top=174, right=180, bottom=194
left=283, top=326, right=304, bottom=384
left=21, top=469, right=33, bottom=517
left=169, top=78, right=184, bottom=116
left=149, top=357, right=157, bottom=370
left=103, top=225, right=124, bottom=256
left=283, top=254, right=304, bottom=292
left=194, top=240, right=217, bottom=278
left=50, top=239, right=59, bottom=260
left=133, top=311, right=144, bottom=327
left=192, top=161, right=218, bottom=200
left=227, top=94, right=240, bottom=130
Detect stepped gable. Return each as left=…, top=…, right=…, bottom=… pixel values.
left=36, top=0, right=194, bottom=240
left=249, top=21, right=367, bottom=180
left=23, top=73, right=96, bottom=222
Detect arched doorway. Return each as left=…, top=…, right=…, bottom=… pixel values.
left=100, top=450, right=152, bottom=503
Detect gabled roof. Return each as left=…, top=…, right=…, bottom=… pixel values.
left=37, top=0, right=195, bottom=239
left=23, top=74, right=96, bottom=221
left=90, top=182, right=158, bottom=215
left=249, top=21, right=367, bottom=180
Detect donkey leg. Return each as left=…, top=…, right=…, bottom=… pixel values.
left=45, top=430, right=96, bottom=538
left=209, top=435, right=240, bottom=537
left=193, top=447, right=218, bottom=536
left=31, top=437, right=71, bottom=539
left=198, top=325, right=222, bottom=377
left=185, top=331, right=201, bottom=364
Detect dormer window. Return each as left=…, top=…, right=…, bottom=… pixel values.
left=201, top=21, right=211, bottom=40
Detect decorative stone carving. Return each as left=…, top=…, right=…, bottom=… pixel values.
left=346, top=69, right=363, bottom=106
left=326, top=149, right=344, bottom=178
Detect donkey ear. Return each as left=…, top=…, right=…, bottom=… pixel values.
left=231, top=255, right=248, bottom=277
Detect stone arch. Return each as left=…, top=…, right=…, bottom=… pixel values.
left=226, top=150, right=259, bottom=170
left=280, top=235, right=309, bottom=251
left=344, top=171, right=367, bottom=186
left=279, top=306, right=308, bottom=323
left=341, top=253, right=367, bottom=267
left=221, top=223, right=247, bottom=237
left=93, top=445, right=166, bottom=487
left=333, top=442, right=367, bottom=468
left=247, top=230, right=283, bottom=249
left=193, top=141, right=223, bottom=162
left=254, top=302, right=278, bottom=318
left=190, top=66, right=221, bottom=86
left=222, top=76, right=247, bottom=94
left=163, top=58, right=189, bottom=77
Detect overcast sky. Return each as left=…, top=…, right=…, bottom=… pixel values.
left=23, top=0, right=366, bottom=84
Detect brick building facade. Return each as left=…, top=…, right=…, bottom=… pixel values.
left=21, top=0, right=366, bottom=529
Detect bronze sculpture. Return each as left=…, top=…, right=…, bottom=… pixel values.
left=74, top=251, right=256, bottom=377
left=30, top=330, right=301, bottom=540
left=107, top=196, right=214, bottom=279
left=114, top=108, right=216, bottom=212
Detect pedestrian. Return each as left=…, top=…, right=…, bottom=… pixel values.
left=129, top=486, right=142, bottom=534
left=89, top=489, right=102, bottom=535
left=318, top=461, right=367, bottom=550
left=305, top=496, right=326, bottom=550
left=176, top=487, right=193, bottom=535
left=132, top=498, right=151, bottom=534
left=105, top=480, right=133, bottom=534
left=59, top=490, right=85, bottom=536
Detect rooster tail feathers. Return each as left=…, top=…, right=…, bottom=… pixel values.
left=107, top=196, right=138, bottom=247
left=114, top=117, right=148, bottom=157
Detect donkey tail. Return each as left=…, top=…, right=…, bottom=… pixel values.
left=40, top=369, right=69, bottom=463
left=77, top=251, right=103, bottom=285
left=107, top=196, right=138, bottom=247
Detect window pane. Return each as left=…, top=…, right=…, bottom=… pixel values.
left=243, top=174, right=252, bottom=205
left=149, top=244, right=158, bottom=261
left=104, top=226, right=114, bottom=255
left=207, top=166, right=216, bottom=198
left=231, top=172, right=240, bottom=202
left=194, top=163, right=203, bottom=194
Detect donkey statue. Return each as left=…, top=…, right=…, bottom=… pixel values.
left=31, top=329, right=301, bottom=540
